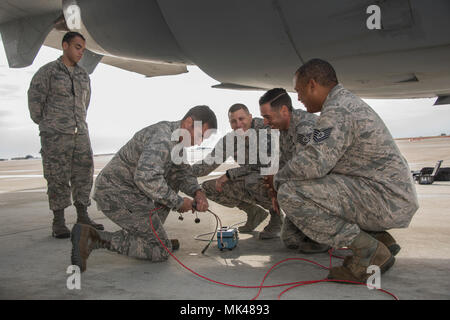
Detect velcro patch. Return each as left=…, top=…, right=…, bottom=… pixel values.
left=313, top=128, right=333, bottom=143
left=297, top=133, right=312, bottom=146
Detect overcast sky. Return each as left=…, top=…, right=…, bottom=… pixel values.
left=1, top=40, right=449, bottom=159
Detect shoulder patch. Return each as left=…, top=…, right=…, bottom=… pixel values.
left=313, top=128, right=333, bottom=143
left=297, top=133, right=312, bottom=146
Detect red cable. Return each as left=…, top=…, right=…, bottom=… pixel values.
left=149, top=207, right=398, bottom=300
left=251, top=257, right=328, bottom=300
left=278, top=279, right=399, bottom=300
left=149, top=208, right=310, bottom=290
left=251, top=250, right=398, bottom=300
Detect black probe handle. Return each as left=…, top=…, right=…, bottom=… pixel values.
left=192, top=200, right=201, bottom=223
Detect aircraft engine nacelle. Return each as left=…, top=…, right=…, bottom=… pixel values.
left=71, top=0, right=192, bottom=65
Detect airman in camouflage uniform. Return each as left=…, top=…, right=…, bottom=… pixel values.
left=27, top=32, right=103, bottom=239
left=70, top=106, right=216, bottom=272
left=192, top=104, right=280, bottom=239
left=259, top=89, right=327, bottom=253
left=271, top=59, right=418, bottom=283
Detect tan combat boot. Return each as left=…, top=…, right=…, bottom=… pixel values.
left=259, top=209, right=282, bottom=240
left=74, top=202, right=104, bottom=231
left=365, top=230, right=401, bottom=256
left=52, top=209, right=71, bottom=239
left=282, top=227, right=330, bottom=254
left=71, top=223, right=111, bottom=272
left=298, top=236, right=330, bottom=254
left=328, top=231, right=395, bottom=283
left=237, top=204, right=268, bottom=233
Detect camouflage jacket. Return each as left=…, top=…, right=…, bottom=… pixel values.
left=274, top=84, right=418, bottom=212
left=94, top=121, right=201, bottom=211
left=192, top=117, right=271, bottom=180
left=28, top=56, right=91, bottom=134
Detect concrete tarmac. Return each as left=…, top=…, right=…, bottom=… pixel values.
left=0, top=137, right=449, bottom=300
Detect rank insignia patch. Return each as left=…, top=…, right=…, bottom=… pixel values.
left=297, top=133, right=312, bottom=145
left=313, top=128, right=333, bottom=143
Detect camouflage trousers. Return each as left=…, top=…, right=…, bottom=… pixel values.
left=201, top=173, right=273, bottom=219
left=93, top=176, right=172, bottom=261
left=277, top=174, right=413, bottom=249
left=40, top=132, right=93, bottom=211
left=100, top=206, right=172, bottom=262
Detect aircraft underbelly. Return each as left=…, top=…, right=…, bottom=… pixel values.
left=1, top=0, right=450, bottom=98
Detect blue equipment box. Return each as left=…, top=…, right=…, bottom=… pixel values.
left=217, top=227, right=238, bottom=250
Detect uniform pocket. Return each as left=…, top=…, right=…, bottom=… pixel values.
left=51, top=73, right=72, bottom=97
left=40, top=134, right=70, bottom=179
